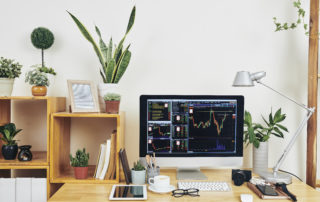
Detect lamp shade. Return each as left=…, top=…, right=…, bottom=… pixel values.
left=232, top=71, right=254, bottom=87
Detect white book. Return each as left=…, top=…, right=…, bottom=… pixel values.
left=98, top=139, right=111, bottom=180
left=31, top=178, right=47, bottom=202
left=95, top=143, right=106, bottom=178
left=16, top=178, right=32, bottom=202
left=0, top=178, right=15, bottom=202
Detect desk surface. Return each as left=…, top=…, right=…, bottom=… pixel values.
left=49, top=169, right=320, bottom=202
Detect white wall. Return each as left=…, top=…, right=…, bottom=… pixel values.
left=0, top=0, right=317, bottom=181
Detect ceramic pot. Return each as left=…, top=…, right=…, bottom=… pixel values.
left=105, top=101, right=120, bottom=114
left=98, top=83, right=119, bottom=112
left=32, top=86, right=47, bottom=96
left=0, top=78, right=14, bottom=96
left=73, top=167, right=89, bottom=179
left=131, top=169, right=146, bottom=185
left=2, top=144, right=18, bottom=160
left=253, top=141, right=268, bottom=175
left=18, top=145, right=33, bottom=161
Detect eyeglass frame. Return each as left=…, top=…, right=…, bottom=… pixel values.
left=171, top=188, right=200, bottom=197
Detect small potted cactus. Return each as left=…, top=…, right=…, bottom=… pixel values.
left=131, top=160, right=146, bottom=184
left=103, top=93, right=121, bottom=114
left=70, top=148, right=89, bottom=179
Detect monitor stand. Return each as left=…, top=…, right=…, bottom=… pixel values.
left=177, top=167, right=208, bottom=180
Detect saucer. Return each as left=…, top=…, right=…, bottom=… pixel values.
left=148, top=185, right=175, bottom=194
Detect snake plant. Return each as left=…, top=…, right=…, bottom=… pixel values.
left=68, top=6, right=136, bottom=83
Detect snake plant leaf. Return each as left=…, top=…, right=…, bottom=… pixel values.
left=67, top=11, right=106, bottom=77
left=95, top=26, right=108, bottom=62
left=105, top=59, right=116, bottom=83
left=126, top=6, right=136, bottom=35
left=107, top=37, right=113, bottom=63
left=113, top=37, right=124, bottom=62
left=100, top=71, right=107, bottom=83
left=113, top=45, right=131, bottom=83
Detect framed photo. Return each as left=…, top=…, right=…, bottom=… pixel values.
left=67, top=80, right=100, bottom=113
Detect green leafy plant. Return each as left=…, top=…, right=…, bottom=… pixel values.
left=0, top=123, right=22, bottom=146
left=0, top=57, right=22, bottom=78
left=67, top=6, right=136, bottom=83
left=132, top=160, right=145, bottom=171
left=31, top=64, right=56, bottom=76
left=25, top=69, right=50, bottom=87
left=103, top=93, right=121, bottom=101
left=244, top=108, right=288, bottom=148
left=70, top=148, right=89, bottom=167
left=273, top=0, right=308, bottom=35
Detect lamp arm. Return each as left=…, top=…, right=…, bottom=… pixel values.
left=273, top=109, right=314, bottom=174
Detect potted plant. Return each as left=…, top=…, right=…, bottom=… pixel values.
left=244, top=108, right=288, bottom=174
left=103, top=93, right=121, bottom=114
left=0, top=57, right=22, bottom=96
left=68, top=6, right=136, bottom=110
left=25, top=68, right=49, bottom=96
left=131, top=160, right=146, bottom=184
left=0, top=123, right=22, bottom=160
left=70, top=148, right=89, bottom=179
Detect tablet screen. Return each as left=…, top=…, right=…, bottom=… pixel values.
left=113, top=186, right=144, bottom=198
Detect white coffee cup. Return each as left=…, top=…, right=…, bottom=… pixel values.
left=148, top=175, right=170, bottom=191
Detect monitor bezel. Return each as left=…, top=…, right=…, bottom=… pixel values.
left=139, top=95, right=244, bottom=157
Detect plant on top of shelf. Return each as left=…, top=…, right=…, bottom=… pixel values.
left=103, top=93, right=121, bottom=114
left=0, top=57, right=23, bottom=96
left=25, top=68, right=50, bottom=96
left=0, top=123, right=22, bottom=160
left=131, top=160, right=145, bottom=184
left=31, top=27, right=57, bottom=75
left=67, top=6, right=136, bottom=83
left=70, top=148, right=90, bottom=179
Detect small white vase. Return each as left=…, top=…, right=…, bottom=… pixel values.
left=98, top=83, right=119, bottom=112
left=131, top=169, right=146, bottom=185
left=253, top=141, right=268, bottom=175
left=0, top=78, right=14, bottom=96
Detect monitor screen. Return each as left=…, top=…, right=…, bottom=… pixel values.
left=140, top=95, right=244, bottom=158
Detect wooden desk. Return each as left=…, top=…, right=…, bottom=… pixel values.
left=49, top=169, right=320, bottom=202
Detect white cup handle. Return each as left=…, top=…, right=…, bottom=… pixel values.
left=148, top=178, right=154, bottom=185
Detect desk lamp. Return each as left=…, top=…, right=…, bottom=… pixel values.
left=233, top=71, right=315, bottom=184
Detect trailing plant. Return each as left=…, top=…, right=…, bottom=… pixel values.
left=0, top=57, right=22, bottom=78
left=70, top=148, right=89, bottom=167
left=273, top=0, right=308, bottom=35
left=103, top=93, right=121, bottom=101
left=31, top=27, right=56, bottom=74
left=67, top=6, right=136, bottom=83
left=25, top=69, right=50, bottom=87
left=244, top=108, right=288, bottom=148
left=0, top=123, right=22, bottom=146
left=31, top=64, right=56, bottom=76
left=132, top=160, right=145, bottom=171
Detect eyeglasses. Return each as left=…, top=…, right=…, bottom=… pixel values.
left=172, top=188, right=200, bottom=197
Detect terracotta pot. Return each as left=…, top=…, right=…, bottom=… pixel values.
left=105, top=101, right=120, bottom=114
left=32, top=86, right=47, bottom=96
left=73, top=166, right=88, bottom=179
left=98, top=83, right=119, bottom=112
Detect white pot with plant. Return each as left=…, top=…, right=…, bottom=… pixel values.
left=0, top=57, right=22, bottom=96
left=104, top=93, right=121, bottom=114
left=68, top=6, right=136, bottom=111
left=244, top=108, right=288, bottom=175
left=131, top=160, right=146, bottom=185
left=25, top=69, right=49, bottom=96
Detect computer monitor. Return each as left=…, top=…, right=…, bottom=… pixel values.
left=140, top=95, right=244, bottom=179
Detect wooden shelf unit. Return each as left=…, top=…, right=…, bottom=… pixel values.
left=0, top=96, right=66, bottom=198
left=50, top=112, right=124, bottom=185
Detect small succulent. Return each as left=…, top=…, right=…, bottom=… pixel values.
left=0, top=123, right=22, bottom=146
left=0, top=57, right=22, bottom=78
left=103, top=93, right=121, bottom=101
left=132, top=160, right=145, bottom=171
left=31, top=64, right=56, bottom=76
left=70, top=148, right=89, bottom=167
left=25, top=69, right=50, bottom=87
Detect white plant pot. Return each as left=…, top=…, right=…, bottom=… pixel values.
left=98, top=83, right=119, bottom=112
left=0, top=78, right=14, bottom=96
left=253, top=141, right=268, bottom=175
left=131, top=169, right=146, bottom=185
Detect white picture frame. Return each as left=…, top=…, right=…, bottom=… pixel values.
left=67, top=80, right=100, bottom=113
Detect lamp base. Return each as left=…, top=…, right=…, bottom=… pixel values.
left=259, top=171, right=292, bottom=184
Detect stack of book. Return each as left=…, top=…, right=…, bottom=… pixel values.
left=94, top=130, right=117, bottom=180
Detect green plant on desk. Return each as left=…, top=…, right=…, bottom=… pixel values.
left=244, top=108, right=288, bottom=148
left=133, top=160, right=145, bottom=171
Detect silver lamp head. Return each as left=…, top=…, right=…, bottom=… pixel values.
left=232, top=71, right=266, bottom=87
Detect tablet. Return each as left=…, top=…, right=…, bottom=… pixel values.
left=109, top=185, right=147, bottom=200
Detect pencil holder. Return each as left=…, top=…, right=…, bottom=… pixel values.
left=147, top=166, right=160, bottom=184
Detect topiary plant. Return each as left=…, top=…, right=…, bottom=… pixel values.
left=103, top=93, right=121, bottom=101
left=132, top=160, right=145, bottom=171
left=31, top=27, right=55, bottom=72
left=70, top=148, right=89, bottom=167
left=25, top=69, right=50, bottom=87
left=0, top=57, right=22, bottom=78
left=0, top=123, right=22, bottom=146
